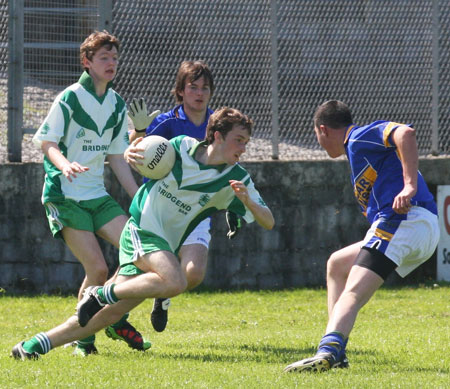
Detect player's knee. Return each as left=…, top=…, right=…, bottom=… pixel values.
left=164, top=273, right=188, bottom=297
left=327, top=252, right=347, bottom=280
left=186, top=267, right=206, bottom=289
left=87, top=263, right=109, bottom=285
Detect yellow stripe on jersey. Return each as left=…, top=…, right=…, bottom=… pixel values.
left=344, top=125, right=356, bottom=144
left=383, top=122, right=404, bottom=147
left=374, top=227, right=394, bottom=241
left=354, top=165, right=377, bottom=216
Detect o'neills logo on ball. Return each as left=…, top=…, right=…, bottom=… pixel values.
left=147, top=143, right=168, bottom=170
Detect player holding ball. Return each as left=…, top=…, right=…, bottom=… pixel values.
left=128, top=60, right=242, bottom=333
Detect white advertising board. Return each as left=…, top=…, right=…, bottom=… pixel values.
left=437, top=185, right=450, bottom=281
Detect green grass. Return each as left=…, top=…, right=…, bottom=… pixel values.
left=1, top=286, right=449, bottom=388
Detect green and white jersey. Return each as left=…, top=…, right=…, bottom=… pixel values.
left=32, top=72, right=129, bottom=202
left=129, top=135, right=268, bottom=253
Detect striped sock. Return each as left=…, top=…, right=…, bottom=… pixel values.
left=98, top=283, right=119, bottom=305
left=22, top=332, right=52, bottom=355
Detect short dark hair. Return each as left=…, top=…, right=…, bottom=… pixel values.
left=313, top=100, right=353, bottom=129
left=205, top=107, right=253, bottom=144
left=80, top=30, right=120, bottom=71
left=172, top=60, right=214, bottom=104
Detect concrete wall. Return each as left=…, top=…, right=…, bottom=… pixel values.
left=1, top=158, right=449, bottom=294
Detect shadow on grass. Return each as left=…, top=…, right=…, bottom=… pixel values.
left=152, top=343, right=380, bottom=364
left=149, top=343, right=449, bottom=375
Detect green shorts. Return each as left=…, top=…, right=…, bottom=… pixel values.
left=44, top=195, right=126, bottom=239
left=118, top=219, right=173, bottom=276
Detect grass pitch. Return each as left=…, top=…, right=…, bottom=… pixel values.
left=1, top=286, right=449, bottom=388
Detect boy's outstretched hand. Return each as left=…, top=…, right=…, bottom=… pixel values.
left=128, top=98, right=160, bottom=131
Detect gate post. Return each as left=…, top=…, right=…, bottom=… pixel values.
left=270, top=0, right=280, bottom=160
left=98, top=0, right=113, bottom=32
left=7, top=0, right=24, bottom=162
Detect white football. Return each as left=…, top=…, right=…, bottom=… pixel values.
left=135, top=135, right=175, bottom=179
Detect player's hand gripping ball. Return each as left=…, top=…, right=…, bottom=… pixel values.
left=135, top=135, right=176, bottom=179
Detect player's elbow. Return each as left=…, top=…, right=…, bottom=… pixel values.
left=261, top=214, right=275, bottom=230
left=396, top=125, right=416, bottom=143
left=403, top=125, right=416, bottom=138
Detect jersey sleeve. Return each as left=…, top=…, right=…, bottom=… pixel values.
left=380, top=122, right=409, bottom=148
left=227, top=175, right=268, bottom=224
left=32, top=90, right=73, bottom=148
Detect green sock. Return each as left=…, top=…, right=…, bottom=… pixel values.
left=22, top=332, right=51, bottom=354
left=97, top=284, right=119, bottom=305
left=77, top=335, right=95, bottom=346
left=22, top=338, right=44, bottom=354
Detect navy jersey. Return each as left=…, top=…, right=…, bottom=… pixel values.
left=344, top=120, right=437, bottom=224
left=145, top=104, right=213, bottom=141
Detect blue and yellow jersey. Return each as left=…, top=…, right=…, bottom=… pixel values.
left=344, top=120, right=437, bottom=224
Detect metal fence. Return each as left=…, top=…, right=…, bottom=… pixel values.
left=2, top=0, right=450, bottom=162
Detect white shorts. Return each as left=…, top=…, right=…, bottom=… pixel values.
left=362, top=206, right=440, bottom=278
left=183, top=218, right=211, bottom=248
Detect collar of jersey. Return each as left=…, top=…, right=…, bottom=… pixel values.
left=175, top=104, right=213, bottom=125
left=189, top=140, right=228, bottom=172
left=78, top=71, right=113, bottom=103
left=344, top=124, right=357, bottom=145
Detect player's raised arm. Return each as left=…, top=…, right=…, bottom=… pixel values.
left=229, top=180, right=274, bottom=230
left=128, top=98, right=160, bottom=143
left=391, top=125, right=418, bottom=214
left=40, top=140, right=89, bottom=182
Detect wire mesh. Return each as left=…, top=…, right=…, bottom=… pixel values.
left=22, top=0, right=99, bottom=131
left=112, top=0, right=273, bottom=141
left=277, top=0, right=435, bottom=152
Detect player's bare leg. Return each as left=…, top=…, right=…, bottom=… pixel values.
left=326, top=265, right=384, bottom=337
left=98, top=217, right=170, bottom=351
left=65, top=215, right=149, bottom=353
left=77, top=250, right=188, bottom=328
left=11, top=296, right=145, bottom=360
left=62, top=228, right=109, bottom=301
left=285, top=264, right=383, bottom=373
left=115, top=251, right=188, bottom=299
left=151, top=243, right=208, bottom=332
left=48, top=298, right=144, bottom=349
left=326, top=242, right=361, bottom=317
left=12, top=262, right=185, bottom=360
left=96, top=214, right=126, bottom=285
left=95, top=214, right=128, bottom=249
left=181, top=244, right=209, bottom=290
